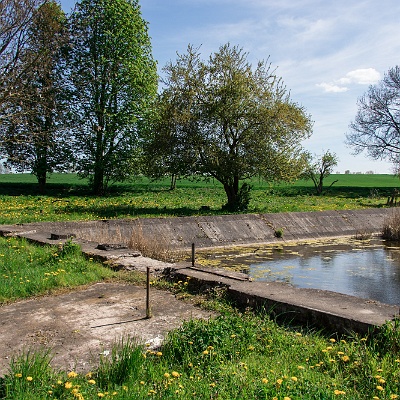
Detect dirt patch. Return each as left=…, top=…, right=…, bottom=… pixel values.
left=0, top=282, right=214, bottom=377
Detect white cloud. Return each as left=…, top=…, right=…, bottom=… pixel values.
left=338, top=68, right=381, bottom=85
left=317, top=68, right=381, bottom=93
left=316, top=82, right=348, bottom=93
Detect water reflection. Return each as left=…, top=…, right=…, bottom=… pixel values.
left=198, top=238, right=400, bottom=306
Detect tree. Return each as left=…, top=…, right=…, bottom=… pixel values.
left=149, top=44, right=312, bottom=210
left=68, top=0, right=157, bottom=195
left=0, top=0, right=48, bottom=118
left=301, top=150, right=338, bottom=195
left=346, top=66, right=400, bottom=165
left=0, top=1, right=70, bottom=193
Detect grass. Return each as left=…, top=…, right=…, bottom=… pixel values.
left=0, top=173, right=399, bottom=224
left=1, top=173, right=400, bottom=399
left=0, top=237, right=117, bottom=304
left=1, top=297, right=400, bottom=399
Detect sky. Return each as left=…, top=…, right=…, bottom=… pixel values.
left=60, top=0, right=400, bottom=174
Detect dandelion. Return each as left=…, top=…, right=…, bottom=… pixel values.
left=262, top=378, right=268, bottom=384
left=14, top=373, right=22, bottom=378
left=330, top=338, right=336, bottom=343
left=26, top=376, right=33, bottom=381
left=297, top=365, right=305, bottom=370
left=156, top=351, right=162, bottom=357
left=390, top=395, right=399, bottom=399
left=378, top=378, right=386, bottom=384
left=291, top=376, right=298, bottom=382
left=341, top=355, right=350, bottom=362
left=276, top=378, right=283, bottom=386
left=140, top=381, right=145, bottom=385
left=377, top=385, right=384, bottom=391
left=284, top=397, right=291, bottom=400
left=164, top=373, right=170, bottom=378
left=65, top=381, right=73, bottom=389
left=98, top=393, right=105, bottom=398
left=172, top=371, right=180, bottom=378
left=209, top=382, right=216, bottom=387
left=68, top=371, right=78, bottom=378
left=334, top=389, right=346, bottom=395
left=88, top=379, right=96, bottom=385
left=203, top=350, right=209, bottom=355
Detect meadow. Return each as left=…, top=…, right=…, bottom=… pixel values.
left=1, top=173, right=400, bottom=399
left=0, top=173, right=399, bottom=224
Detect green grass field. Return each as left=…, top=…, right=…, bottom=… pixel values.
left=0, top=173, right=398, bottom=224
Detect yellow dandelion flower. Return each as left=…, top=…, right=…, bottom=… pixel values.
left=88, top=379, right=96, bottom=385
left=156, top=351, right=162, bottom=357
left=68, top=371, right=78, bottom=378
left=276, top=378, right=283, bottom=385
left=390, top=395, right=399, bottom=399
left=341, top=355, right=350, bottom=362
left=330, top=338, right=336, bottom=343
left=140, top=381, right=145, bottom=385
left=334, top=389, right=346, bottom=395
left=209, top=382, right=216, bottom=387
left=172, top=371, right=180, bottom=378
left=377, top=385, right=384, bottom=391
left=164, top=373, right=170, bottom=378
left=230, top=334, right=236, bottom=338
left=26, top=376, right=33, bottom=381
left=291, top=376, right=298, bottom=382
left=65, top=381, right=73, bottom=389
left=379, top=378, right=386, bottom=384
left=203, top=350, right=209, bottom=355
left=284, top=397, right=291, bottom=400
left=98, top=393, right=104, bottom=398
left=297, top=365, right=305, bottom=370
left=14, top=373, right=22, bottom=378
left=262, top=378, right=268, bottom=384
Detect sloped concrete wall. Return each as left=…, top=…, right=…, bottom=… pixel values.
left=0, top=208, right=396, bottom=249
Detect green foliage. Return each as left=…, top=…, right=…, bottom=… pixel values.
left=0, top=1, right=71, bottom=193
left=301, top=150, right=339, bottom=195
left=68, top=0, right=157, bottom=195
left=150, top=43, right=312, bottom=210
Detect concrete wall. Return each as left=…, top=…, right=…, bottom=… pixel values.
left=0, top=208, right=396, bottom=249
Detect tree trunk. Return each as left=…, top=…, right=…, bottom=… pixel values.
left=92, top=127, right=105, bottom=195
left=223, top=176, right=239, bottom=210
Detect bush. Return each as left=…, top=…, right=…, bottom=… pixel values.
left=382, top=210, right=400, bottom=240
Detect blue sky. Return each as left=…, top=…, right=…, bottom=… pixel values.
left=60, top=0, right=400, bottom=174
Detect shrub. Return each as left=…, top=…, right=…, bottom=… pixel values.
left=382, top=210, right=400, bottom=240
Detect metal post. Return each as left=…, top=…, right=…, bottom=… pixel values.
left=191, top=243, right=195, bottom=267
left=146, top=267, right=152, bottom=319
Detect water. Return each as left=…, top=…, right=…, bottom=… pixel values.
left=198, top=238, right=400, bottom=306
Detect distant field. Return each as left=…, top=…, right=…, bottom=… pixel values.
left=0, top=173, right=399, bottom=224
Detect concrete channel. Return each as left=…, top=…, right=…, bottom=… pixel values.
left=1, top=208, right=400, bottom=334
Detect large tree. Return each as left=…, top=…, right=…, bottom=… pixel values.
left=346, top=66, right=400, bottom=165
left=68, top=0, right=158, bottom=195
left=149, top=44, right=312, bottom=210
left=0, top=1, right=70, bottom=192
left=0, top=0, right=47, bottom=118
